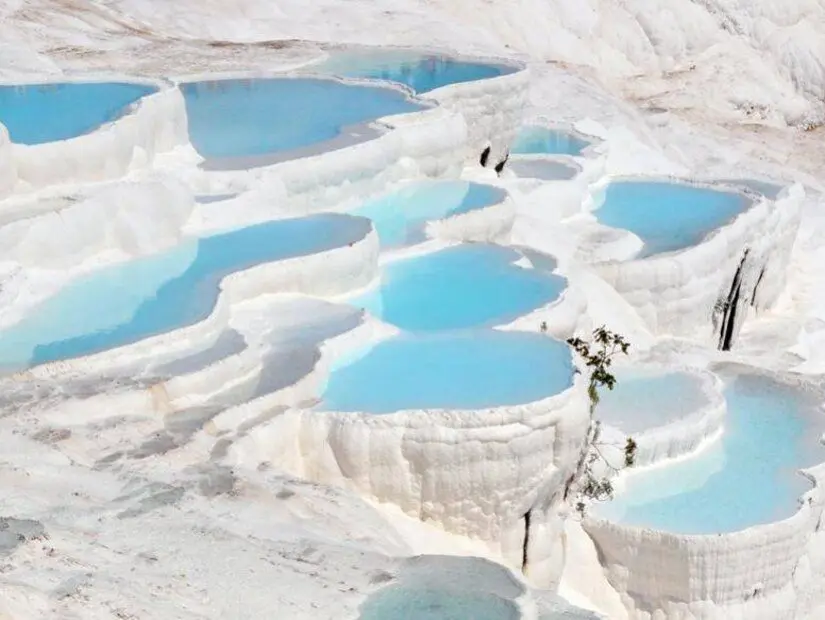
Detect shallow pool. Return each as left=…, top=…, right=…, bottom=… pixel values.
left=360, top=555, right=522, bottom=620
left=511, top=126, right=591, bottom=157
left=595, top=373, right=825, bottom=533
left=351, top=181, right=504, bottom=248
left=313, top=50, right=514, bottom=94
left=0, top=81, right=157, bottom=145
left=0, top=214, right=370, bottom=370
left=318, top=330, right=572, bottom=413
left=508, top=159, right=580, bottom=181
left=349, top=244, right=566, bottom=331
left=360, top=586, right=519, bottom=620
left=715, top=178, right=784, bottom=200
left=597, top=368, right=710, bottom=434
left=594, top=181, right=751, bottom=257
left=181, top=77, right=423, bottom=161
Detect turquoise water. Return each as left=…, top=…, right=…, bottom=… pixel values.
left=181, top=77, right=423, bottom=160
left=0, top=214, right=369, bottom=370
left=0, top=82, right=157, bottom=144
left=597, top=370, right=709, bottom=434
left=511, top=126, right=591, bottom=156
left=508, top=159, right=580, bottom=181
left=315, top=51, right=513, bottom=94
left=595, top=181, right=751, bottom=257
left=351, top=181, right=504, bottom=248
left=596, top=374, right=825, bottom=534
left=318, top=330, right=573, bottom=413
left=349, top=245, right=566, bottom=331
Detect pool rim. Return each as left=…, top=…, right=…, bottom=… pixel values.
left=512, top=120, right=601, bottom=159
left=586, top=174, right=762, bottom=263
left=313, top=326, right=578, bottom=417
left=0, top=75, right=169, bottom=145
left=297, top=42, right=526, bottom=97
left=584, top=365, right=825, bottom=538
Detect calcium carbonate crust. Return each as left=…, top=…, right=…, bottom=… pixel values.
left=599, top=365, right=726, bottom=469
left=186, top=65, right=529, bottom=233
left=583, top=462, right=825, bottom=620
left=10, top=225, right=379, bottom=381
left=8, top=80, right=188, bottom=191
left=588, top=177, right=803, bottom=347
left=237, top=348, right=591, bottom=576
left=425, top=185, right=515, bottom=244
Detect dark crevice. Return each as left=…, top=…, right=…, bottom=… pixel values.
left=718, top=249, right=749, bottom=351
left=494, top=150, right=510, bottom=176
left=479, top=146, right=491, bottom=167
left=521, top=510, right=531, bottom=573
left=751, top=266, right=766, bottom=307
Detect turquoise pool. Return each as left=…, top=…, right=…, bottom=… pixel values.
left=351, top=181, right=505, bottom=248
left=597, top=369, right=710, bottom=434
left=349, top=244, right=566, bottom=331
left=0, top=214, right=370, bottom=371
left=594, top=181, right=751, bottom=257
left=181, top=77, right=423, bottom=161
left=595, top=373, right=825, bottom=533
left=313, top=50, right=515, bottom=94
left=0, top=81, right=157, bottom=144
left=511, top=126, right=591, bottom=157
left=318, top=330, right=573, bottom=414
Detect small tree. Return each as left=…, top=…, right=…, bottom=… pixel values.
left=562, top=326, right=636, bottom=516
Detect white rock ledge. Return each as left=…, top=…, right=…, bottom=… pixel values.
left=582, top=463, right=825, bottom=620
left=587, top=177, right=804, bottom=347
left=10, top=225, right=380, bottom=381
left=8, top=81, right=187, bottom=191
left=425, top=186, right=515, bottom=244
left=187, top=64, right=529, bottom=232
left=600, top=366, right=727, bottom=469
left=240, top=364, right=591, bottom=574
left=424, top=59, right=530, bottom=165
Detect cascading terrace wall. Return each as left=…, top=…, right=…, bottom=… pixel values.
left=590, top=180, right=803, bottom=349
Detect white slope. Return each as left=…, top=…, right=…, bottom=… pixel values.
left=1, top=1, right=825, bottom=620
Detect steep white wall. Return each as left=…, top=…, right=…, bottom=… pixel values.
left=239, top=369, right=591, bottom=573
left=0, top=178, right=194, bottom=269
left=427, top=62, right=530, bottom=165
left=10, top=86, right=188, bottom=191
left=426, top=190, right=515, bottom=244
left=591, top=180, right=804, bottom=348
left=582, top=464, right=825, bottom=620
left=0, top=123, right=15, bottom=198
left=189, top=68, right=529, bottom=234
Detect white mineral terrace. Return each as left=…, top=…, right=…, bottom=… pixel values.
left=2, top=3, right=825, bottom=620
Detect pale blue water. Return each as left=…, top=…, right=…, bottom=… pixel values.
left=0, top=82, right=157, bottom=144
left=508, top=159, right=580, bottom=181
left=596, top=374, right=825, bottom=534
left=181, top=78, right=423, bottom=159
left=360, top=586, right=519, bottom=620
left=715, top=178, right=784, bottom=200
left=318, top=330, right=573, bottom=413
left=349, top=245, right=567, bottom=331
left=595, top=181, right=751, bottom=257
left=0, top=214, right=369, bottom=370
left=511, top=126, right=591, bottom=156
left=360, top=555, right=522, bottom=620
left=314, top=51, right=513, bottom=94
left=351, top=181, right=505, bottom=248
left=597, top=370, right=708, bottom=434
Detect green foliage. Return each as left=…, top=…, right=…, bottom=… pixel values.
left=562, top=326, right=636, bottom=516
